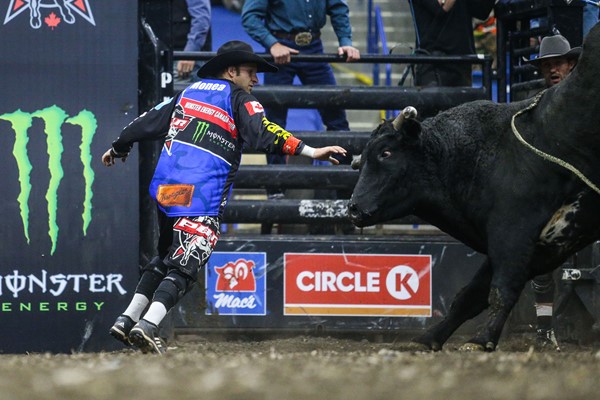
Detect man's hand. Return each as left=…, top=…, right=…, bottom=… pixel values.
left=177, top=60, right=196, bottom=78
left=438, top=0, right=456, bottom=11
left=102, top=148, right=128, bottom=167
left=338, top=46, right=360, bottom=62
left=270, top=42, right=300, bottom=64
left=313, top=146, right=347, bottom=165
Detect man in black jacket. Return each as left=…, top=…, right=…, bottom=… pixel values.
left=172, top=0, right=212, bottom=82
left=410, top=0, right=494, bottom=86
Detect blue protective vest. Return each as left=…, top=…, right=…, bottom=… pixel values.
left=149, top=80, right=242, bottom=217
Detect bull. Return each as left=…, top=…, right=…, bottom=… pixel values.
left=347, top=24, right=600, bottom=351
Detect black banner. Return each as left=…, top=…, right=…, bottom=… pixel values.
left=0, top=1, right=139, bottom=353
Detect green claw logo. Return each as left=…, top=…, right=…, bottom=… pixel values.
left=0, top=105, right=97, bottom=255
left=192, top=121, right=210, bottom=143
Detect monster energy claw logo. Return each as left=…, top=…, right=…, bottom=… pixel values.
left=192, top=121, right=209, bottom=143
left=0, top=105, right=97, bottom=255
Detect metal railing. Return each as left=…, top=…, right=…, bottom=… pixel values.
left=169, top=51, right=494, bottom=106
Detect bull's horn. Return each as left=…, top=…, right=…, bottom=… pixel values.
left=402, top=106, right=417, bottom=119
left=392, top=106, right=418, bottom=131
left=351, top=155, right=361, bottom=170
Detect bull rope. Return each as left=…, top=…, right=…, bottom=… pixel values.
left=510, top=90, right=600, bottom=196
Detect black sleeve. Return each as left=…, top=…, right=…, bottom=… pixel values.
left=467, top=0, right=494, bottom=20
left=111, top=95, right=179, bottom=154
left=231, top=87, right=305, bottom=156
left=413, top=0, right=444, bottom=16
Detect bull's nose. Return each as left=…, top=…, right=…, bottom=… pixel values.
left=347, top=202, right=361, bottom=221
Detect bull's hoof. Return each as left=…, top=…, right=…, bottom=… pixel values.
left=408, top=337, right=443, bottom=352
left=405, top=341, right=433, bottom=352
left=458, top=342, right=485, bottom=352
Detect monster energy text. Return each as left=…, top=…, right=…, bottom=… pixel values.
left=0, top=105, right=97, bottom=255
left=206, top=131, right=236, bottom=151
left=1, top=301, right=106, bottom=313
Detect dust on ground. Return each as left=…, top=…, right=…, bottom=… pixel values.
left=2, top=333, right=599, bottom=400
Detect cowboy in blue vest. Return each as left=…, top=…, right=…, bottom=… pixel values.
left=101, top=40, right=347, bottom=354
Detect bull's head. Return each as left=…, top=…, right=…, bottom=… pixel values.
left=348, top=106, right=423, bottom=227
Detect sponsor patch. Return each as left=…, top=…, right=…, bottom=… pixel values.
left=156, top=184, right=194, bottom=207
left=171, top=117, right=191, bottom=130
left=179, top=98, right=238, bottom=138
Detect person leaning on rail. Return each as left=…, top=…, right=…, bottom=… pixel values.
left=101, top=40, right=347, bottom=355
left=241, top=0, right=359, bottom=235
left=409, top=0, right=494, bottom=87
left=172, top=0, right=212, bottom=84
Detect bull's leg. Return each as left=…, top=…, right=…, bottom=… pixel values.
left=412, top=260, right=492, bottom=351
left=462, top=270, right=528, bottom=352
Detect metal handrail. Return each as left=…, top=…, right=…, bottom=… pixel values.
left=170, top=50, right=493, bottom=99
left=173, top=51, right=492, bottom=66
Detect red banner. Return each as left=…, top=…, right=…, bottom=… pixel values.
left=284, top=253, right=431, bottom=316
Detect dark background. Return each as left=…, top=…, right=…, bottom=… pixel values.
left=0, top=1, right=140, bottom=353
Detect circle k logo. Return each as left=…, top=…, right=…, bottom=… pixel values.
left=386, top=265, right=420, bottom=300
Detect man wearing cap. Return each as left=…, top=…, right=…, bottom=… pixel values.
left=526, top=34, right=581, bottom=350
left=101, top=40, right=347, bottom=354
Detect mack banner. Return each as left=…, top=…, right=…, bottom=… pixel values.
left=0, top=1, right=139, bottom=353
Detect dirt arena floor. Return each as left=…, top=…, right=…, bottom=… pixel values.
left=2, top=333, right=600, bottom=400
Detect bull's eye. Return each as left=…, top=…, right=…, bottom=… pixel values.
left=380, top=150, right=392, bottom=159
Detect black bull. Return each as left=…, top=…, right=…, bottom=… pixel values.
left=348, top=24, right=600, bottom=351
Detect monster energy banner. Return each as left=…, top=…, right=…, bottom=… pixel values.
left=0, top=1, right=139, bottom=353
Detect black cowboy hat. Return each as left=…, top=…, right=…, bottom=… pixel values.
left=197, top=40, right=278, bottom=78
left=525, top=35, right=582, bottom=67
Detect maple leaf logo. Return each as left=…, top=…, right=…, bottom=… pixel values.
left=45, top=12, right=61, bottom=30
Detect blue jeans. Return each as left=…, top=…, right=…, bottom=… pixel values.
left=583, top=4, right=599, bottom=39
left=263, top=39, right=350, bottom=166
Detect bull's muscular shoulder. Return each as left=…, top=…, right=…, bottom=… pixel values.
left=425, top=99, right=525, bottom=139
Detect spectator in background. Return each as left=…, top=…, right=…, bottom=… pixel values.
left=525, top=34, right=581, bottom=350
left=172, top=0, right=212, bottom=83
left=526, top=34, right=580, bottom=89
left=240, top=0, right=359, bottom=217
left=409, top=0, right=494, bottom=86
left=583, top=3, right=599, bottom=39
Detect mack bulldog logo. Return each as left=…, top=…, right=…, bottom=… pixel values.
left=205, top=252, right=267, bottom=316
left=4, top=0, right=95, bottom=29
left=215, top=259, right=256, bottom=291
left=0, top=105, right=97, bottom=255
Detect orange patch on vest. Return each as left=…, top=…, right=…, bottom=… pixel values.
left=157, top=184, right=194, bottom=207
